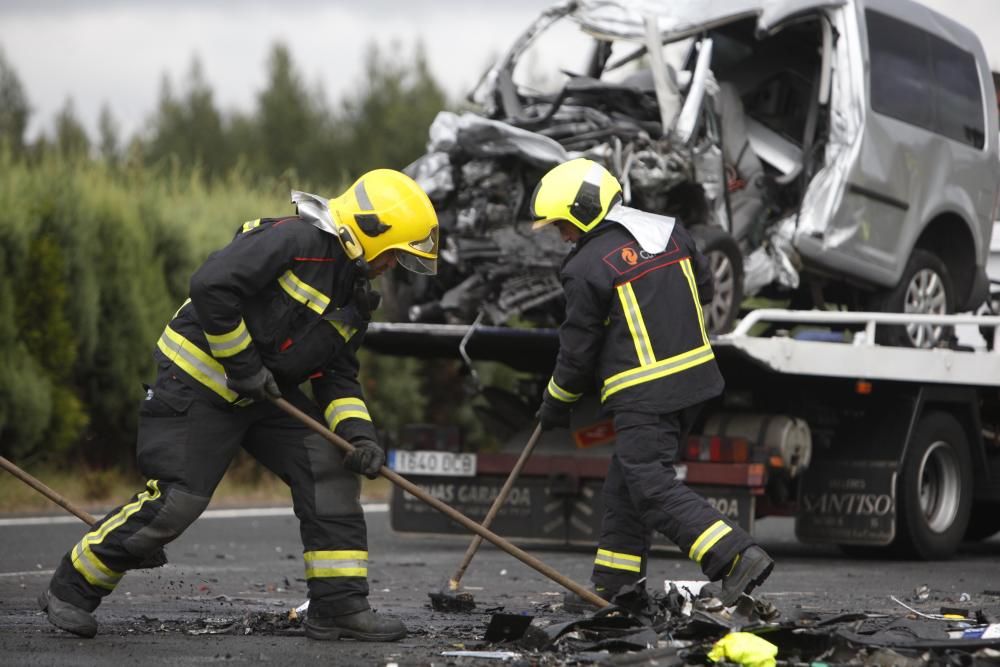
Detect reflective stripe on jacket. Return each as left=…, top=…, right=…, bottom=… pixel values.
left=548, top=216, right=724, bottom=415
left=154, top=216, right=376, bottom=442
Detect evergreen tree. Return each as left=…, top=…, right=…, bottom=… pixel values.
left=144, top=57, right=229, bottom=178
left=98, top=103, right=120, bottom=166
left=253, top=42, right=330, bottom=182
left=54, top=98, right=90, bottom=159
left=0, top=48, right=30, bottom=156
left=336, top=41, right=447, bottom=176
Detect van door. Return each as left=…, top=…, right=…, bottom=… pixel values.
left=830, top=3, right=992, bottom=289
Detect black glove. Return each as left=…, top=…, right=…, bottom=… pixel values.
left=226, top=366, right=281, bottom=402
left=537, top=398, right=572, bottom=431
left=343, top=438, right=385, bottom=479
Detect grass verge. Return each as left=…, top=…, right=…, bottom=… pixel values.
left=1, top=453, right=392, bottom=516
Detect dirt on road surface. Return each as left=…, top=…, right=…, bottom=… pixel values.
left=3, top=507, right=999, bottom=665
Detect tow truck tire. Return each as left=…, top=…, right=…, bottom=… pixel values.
left=894, top=411, right=972, bottom=559
left=689, top=225, right=744, bottom=335
left=964, top=502, right=1000, bottom=541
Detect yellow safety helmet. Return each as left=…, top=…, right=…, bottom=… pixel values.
left=328, top=169, right=439, bottom=275
left=530, top=158, right=622, bottom=233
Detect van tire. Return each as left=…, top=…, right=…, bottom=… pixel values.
left=689, top=226, right=744, bottom=335
left=873, top=249, right=954, bottom=348
left=894, top=411, right=972, bottom=559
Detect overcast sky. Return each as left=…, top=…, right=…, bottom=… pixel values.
left=1, top=0, right=998, bottom=142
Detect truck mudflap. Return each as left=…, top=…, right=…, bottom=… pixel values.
left=795, top=459, right=898, bottom=545
left=389, top=453, right=758, bottom=545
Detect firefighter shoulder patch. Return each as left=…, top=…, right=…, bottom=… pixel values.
left=602, top=238, right=682, bottom=276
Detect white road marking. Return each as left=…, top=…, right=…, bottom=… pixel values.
left=0, top=503, right=389, bottom=527
left=0, top=569, right=54, bottom=578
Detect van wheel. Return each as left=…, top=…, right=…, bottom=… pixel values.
left=873, top=249, right=954, bottom=348
left=894, top=412, right=972, bottom=559
left=964, top=502, right=1000, bottom=541
left=690, top=226, right=744, bottom=335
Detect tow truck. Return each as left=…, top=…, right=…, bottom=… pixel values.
left=367, top=309, right=1000, bottom=559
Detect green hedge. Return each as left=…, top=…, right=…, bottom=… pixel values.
left=0, top=152, right=497, bottom=468
left=0, top=153, right=293, bottom=464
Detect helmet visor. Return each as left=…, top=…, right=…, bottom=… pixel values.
left=397, top=226, right=439, bottom=275
left=397, top=252, right=437, bottom=275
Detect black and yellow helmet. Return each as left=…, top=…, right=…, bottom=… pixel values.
left=530, top=158, right=622, bottom=233
left=328, top=169, right=439, bottom=275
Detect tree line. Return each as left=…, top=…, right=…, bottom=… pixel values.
left=0, top=41, right=446, bottom=184
left=0, top=40, right=494, bottom=469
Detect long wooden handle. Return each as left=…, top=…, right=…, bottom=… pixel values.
left=448, top=423, right=542, bottom=591
left=271, top=398, right=608, bottom=609
left=0, top=455, right=97, bottom=526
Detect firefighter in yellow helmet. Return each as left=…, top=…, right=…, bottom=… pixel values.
left=531, top=158, right=773, bottom=609
left=41, top=170, right=438, bottom=642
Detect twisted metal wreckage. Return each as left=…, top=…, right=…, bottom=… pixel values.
left=400, top=0, right=865, bottom=334
left=399, top=0, right=998, bottom=348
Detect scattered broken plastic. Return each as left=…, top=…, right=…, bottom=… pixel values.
left=949, top=624, right=1000, bottom=640
left=440, top=650, right=520, bottom=660
left=663, top=579, right=709, bottom=600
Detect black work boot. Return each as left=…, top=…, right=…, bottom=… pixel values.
left=304, top=605, right=406, bottom=642
left=718, top=545, right=774, bottom=606
left=38, top=588, right=98, bottom=638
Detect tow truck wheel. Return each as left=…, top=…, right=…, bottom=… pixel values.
left=894, top=412, right=972, bottom=559
left=690, top=226, right=744, bottom=335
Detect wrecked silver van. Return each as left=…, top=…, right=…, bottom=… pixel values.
left=400, top=0, right=1000, bottom=347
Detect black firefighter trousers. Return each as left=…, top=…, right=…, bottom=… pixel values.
left=590, top=409, right=755, bottom=594
left=49, top=371, right=370, bottom=616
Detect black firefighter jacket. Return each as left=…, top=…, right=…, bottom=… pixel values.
left=154, top=215, right=377, bottom=443
left=546, top=214, right=724, bottom=416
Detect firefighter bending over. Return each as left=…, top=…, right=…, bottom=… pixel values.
left=531, top=158, right=773, bottom=609
left=40, top=170, right=439, bottom=641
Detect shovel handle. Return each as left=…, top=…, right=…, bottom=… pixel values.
left=0, top=455, right=97, bottom=526
left=271, top=398, right=609, bottom=610
left=448, top=423, right=542, bottom=591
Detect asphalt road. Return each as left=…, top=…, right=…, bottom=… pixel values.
left=2, top=506, right=999, bottom=665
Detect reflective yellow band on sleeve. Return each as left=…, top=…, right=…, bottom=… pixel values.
left=204, top=319, right=252, bottom=358
left=547, top=377, right=582, bottom=404
left=617, top=282, right=655, bottom=366
left=324, top=397, right=372, bottom=430
left=304, top=550, right=368, bottom=578
left=689, top=520, right=733, bottom=563
left=241, top=218, right=261, bottom=233
left=157, top=326, right=238, bottom=402
left=593, top=548, right=643, bottom=573
left=278, top=270, right=330, bottom=314
left=328, top=320, right=358, bottom=342
left=679, top=258, right=710, bottom=345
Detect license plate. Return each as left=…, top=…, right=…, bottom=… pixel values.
left=388, top=450, right=477, bottom=477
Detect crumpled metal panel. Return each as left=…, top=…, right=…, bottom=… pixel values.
left=793, top=4, right=864, bottom=248
left=573, top=0, right=845, bottom=42
left=427, top=111, right=571, bottom=168
left=745, top=215, right=801, bottom=294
